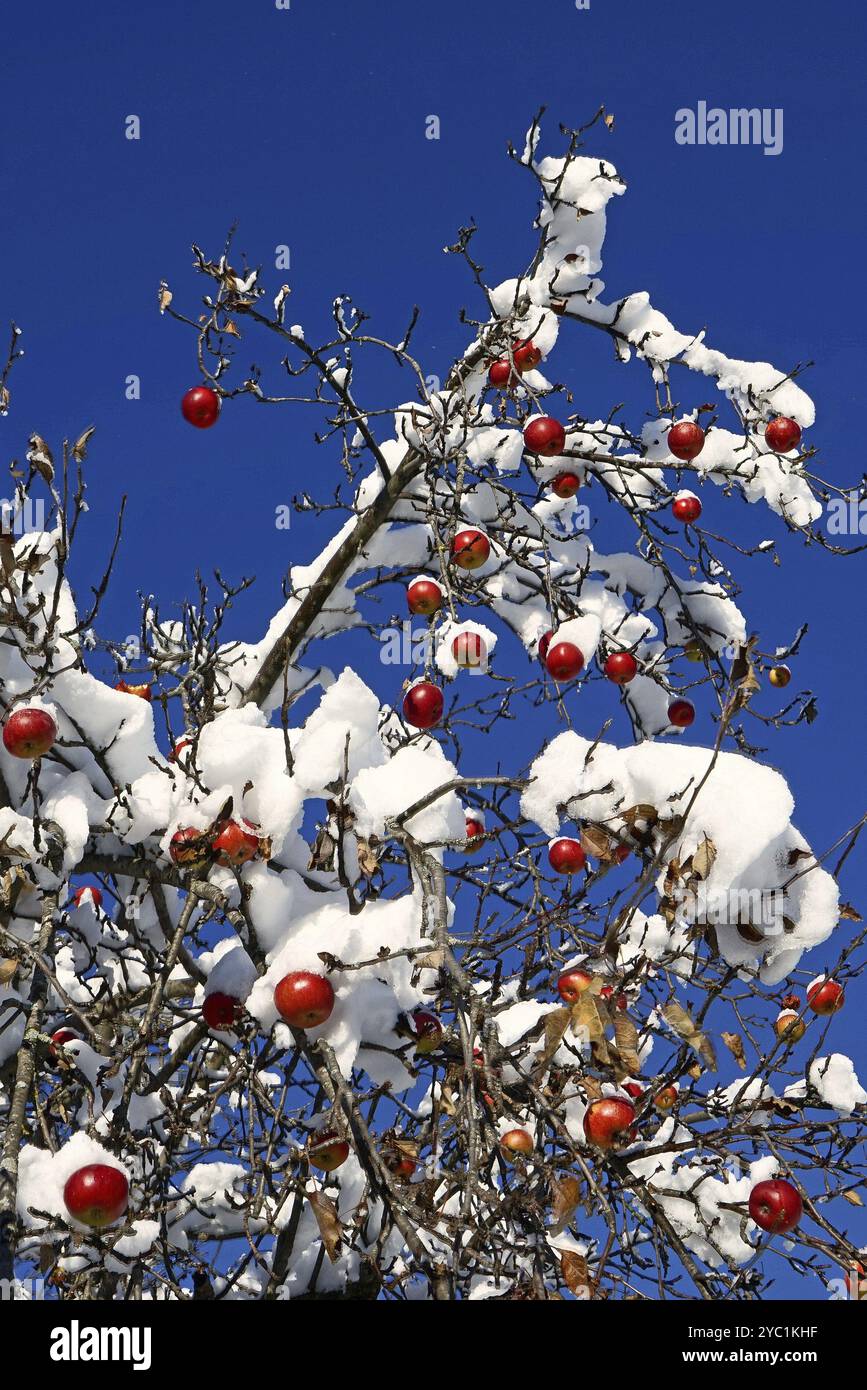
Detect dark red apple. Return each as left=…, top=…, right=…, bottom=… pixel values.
left=308, top=1131, right=350, bottom=1172
left=523, top=416, right=566, bottom=457
left=623, top=1081, right=645, bottom=1100
left=403, top=682, right=444, bottom=730
left=600, top=986, right=628, bottom=1011
left=49, top=1027, right=80, bottom=1059
left=603, top=651, right=638, bottom=685
left=583, top=1098, right=636, bottom=1149
left=548, top=838, right=586, bottom=875
left=64, top=1164, right=129, bottom=1229
left=668, top=698, right=695, bottom=728
left=450, top=528, right=490, bottom=570
left=412, top=1009, right=443, bottom=1054
left=807, top=978, right=845, bottom=1016
left=169, top=826, right=211, bottom=871
left=765, top=417, right=802, bottom=453
left=513, top=339, right=542, bottom=373
left=407, top=577, right=443, bottom=616
left=488, top=358, right=515, bottom=388
left=274, top=971, right=335, bottom=1029
left=545, top=641, right=584, bottom=682
left=667, top=421, right=705, bottom=461
left=203, top=992, right=243, bottom=1030
left=672, top=491, right=702, bottom=524
left=748, top=1178, right=802, bottom=1234
left=3, top=708, right=57, bottom=760
left=551, top=471, right=580, bottom=498
left=538, top=630, right=553, bottom=662
left=181, top=385, right=220, bottom=429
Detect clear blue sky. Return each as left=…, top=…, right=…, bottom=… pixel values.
left=2, top=0, right=865, bottom=1297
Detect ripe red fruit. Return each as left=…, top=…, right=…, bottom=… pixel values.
left=488, top=358, right=515, bottom=388
left=583, top=1097, right=636, bottom=1149
left=513, top=339, right=542, bottom=373
left=545, top=641, right=584, bottom=682
left=500, top=1128, right=534, bottom=1159
left=523, top=416, right=567, bottom=457
left=653, top=1084, right=678, bottom=1111
left=613, top=844, right=631, bottom=864
left=668, top=698, right=695, bottom=728
left=465, top=815, right=485, bottom=849
left=73, top=886, right=103, bottom=910
left=203, top=992, right=243, bottom=1030
left=538, top=630, right=553, bottom=662
left=384, top=1151, right=417, bottom=1180
left=603, top=651, right=638, bottom=685
left=2, top=708, right=57, bottom=760
left=672, top=491, right=702, bottom=524
left=557, top=968, right=594, bottom=1003
left=181, top=385, right=220, bottom=429
left=49, top=1027, right=80, bottom=1059
left=63, top=1164, right=129, bottom=1229
left=308, top=1131, right=350, bottom=1172
left=452, top=631, right=486, bottom=669
left=748, top=1178, right=802, bottom=1235
left=551, top=471, right=581, bottom=498
left=407, top=578, right=443, bottom=616
left=600, top=986, right=628, bottom=1011
left=171, top=737, right=193, bottom=763
left=450, top=528, right=490, bottom=570
left=548, top=838, right=586, bottom=875
left=765, top=416, right=802, bottom=454
left=402, top=682, right=444, bottom=730
left=807, top=978, right=845, bottom=1016
left=667, top=421, right=705, bottom=461
left=114, top=681, right=152, bottom=701
left=623, top=1081, right=644, bottom=1100
left=274, top=971, right=335, bottom=1029
left=212, top=819, right=260, bottom=868
left=412, top=1009, right=443, bottom=1054
left=169, top=826, right=210, bottom=870
left=775, top=1010, right=806, bottom=1042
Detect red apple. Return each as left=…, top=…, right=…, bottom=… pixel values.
left=450, top=528, right=490, bottom=570
left=384, top=1151, right=417, bottom=1179
left=672, top=491, right=702, bottom=524
left=407, top=577, right=443, bottom=616
left=274, top=971, right=335, bottom=1029
left=73, top=886, right=103, bottom=910
left=114, top=681, right=152, bottom=701
left=524, top=416, right=567, bottom=457
left=600, top=986, right=628, bottom=1012
left=613, top=844, right=631, bottom=864
left=557, top=968, right=594, bottom=1003
left=765, top=417, right=802, bottom=454
left=308, top=1131, right=350, bottom=1172
left=181, top=385, right=220, bottom=429
left=551, top=471, right=581, bottom=499
left=412, top=1009, right=443, bottom=1054
left=49, top=1027, right=80, bottom=1059
left=603, top=651, right=638, bottom=685
left=545, top=641, right=584, bottom=682
left=513, top=339, right=542, bottom=373
left=465, top=815, right=485, bottom=850
left=488, top=358, right=515, bottom=388
left=548, top=838, right=586, bottom=875
left=203, top=992, right=243, bottom=1030
left=653, top=1084, right=678, bottom=1111
left=500, top=1128, right=534, bottom=1159
left=452, top=631, right=486, bottom=669
left=775, top=1010, right=806, bottom=1042
left=583, top=1097, right=636, bottom=1149
left=169, top=826, right=211, bottom=871
left=2, top=708, right=57, bottom=760
left=64, top=1164, right=129, bottom=1229
left=748, top=1178, right=802, bottom=1234
left=623, top=1081, right=644, bottom=1100
left=538, top=630, right=553, bottom=663
left=668, top=698, right=695, bottom=728
left=667, top=421, right=705, bottom=461
left=212, top=819, right=260, bottom=868
left=807, top=978, right=845, bottom=1016
left=403, top=682, right=444, bottom=730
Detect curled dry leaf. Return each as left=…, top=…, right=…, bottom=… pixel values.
left=307, top=1190, right=343, bottom=1263
left=561, top=1250, right=593, bottom=1298
left=549, top=1175, right=583, bottom=1235
left=663, top=1000, right=717, bottom=1071
left=721, top=1031, right=747, bottom=1069
left=613, top=1013, right=641, bottom=1077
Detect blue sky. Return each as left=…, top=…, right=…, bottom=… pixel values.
left=2, top=0, right=865, bottom=1297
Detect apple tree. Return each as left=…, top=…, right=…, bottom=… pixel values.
left=0, top=109, right=864, bottom=1302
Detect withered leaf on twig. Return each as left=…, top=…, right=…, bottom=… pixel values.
left=308, top=1190, right=343, bottom=1262
left=26, top=432, right=54, bottom=483
left=663, top=1000, right=717, bottom=1070
left=613, top=1013, right=641, bottom=1077
left=721, top=1031, right=747, bottom=1069
left=72, top=426, right=96, bottom=463
left=560, top=1251, right=593, bottom=1298
left=839, top=902, right=862, bottom=922
left=549, top=1175, right=583, bottom=1235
